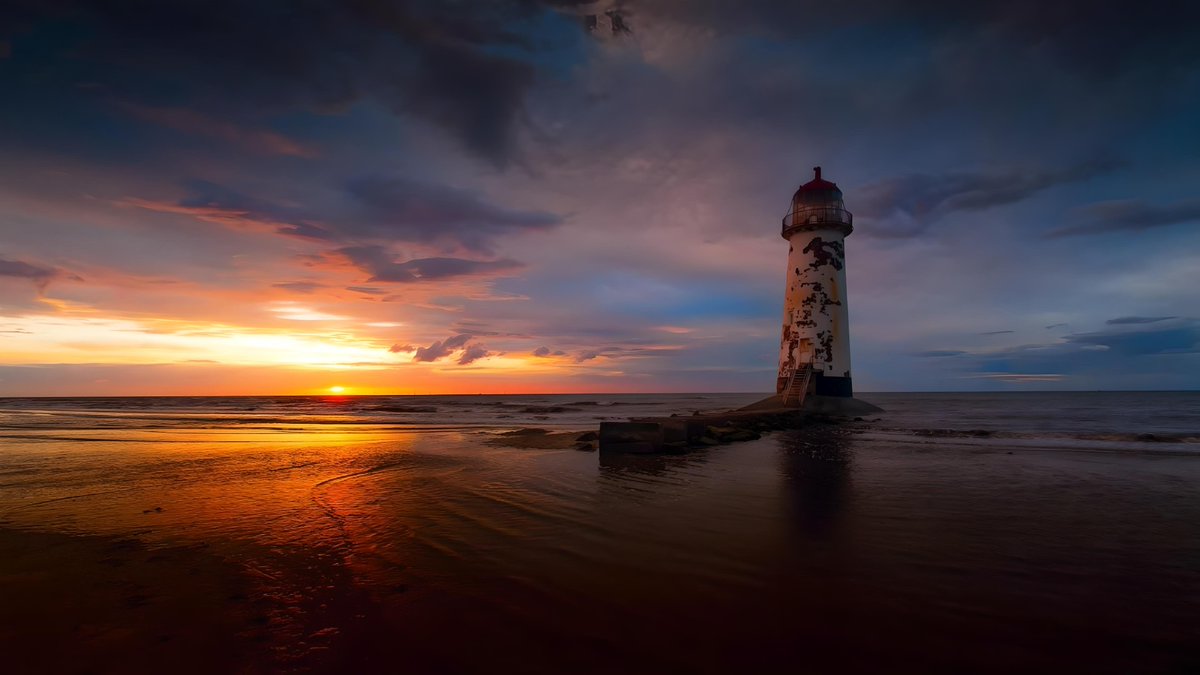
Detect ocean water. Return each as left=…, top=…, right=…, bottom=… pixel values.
left=1, top=392, right=1198, bottom=673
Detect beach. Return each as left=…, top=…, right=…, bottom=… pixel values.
left=2, top=392, right=1198, bottom=673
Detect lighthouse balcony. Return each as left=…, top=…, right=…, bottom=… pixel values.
left=781, top=206, right=853, bottom=237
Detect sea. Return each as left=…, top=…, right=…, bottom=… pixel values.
left=0, top=392, right=1197, bottom=673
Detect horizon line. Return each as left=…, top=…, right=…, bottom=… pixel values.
left=1, top=389, right=1197, bottom=399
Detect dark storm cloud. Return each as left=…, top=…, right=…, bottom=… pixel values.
left=1046, top=199, right=1200, bottom=238
left=1106, top=316, right=1177, bottom=325
left=2, top=0, right=591, bottom=166
left=346, top=176, right=560, bottom=253
left=856, top=159, right=1124, bottom=238
left=339, top=245, right=524, bottom=283
left=636, top=1, right=1200, bottom=75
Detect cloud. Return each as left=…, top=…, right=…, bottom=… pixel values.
left=173, top=180, right=337, bottom=240
left=979, top=330, right=1014, bottom=335
left=118, top=195, right=333, bottom=241
left=967, top=373, right=1064, bottom=382
left=338, top=245, right=524, bottom=283
left=345, top=176, right=560, bottom=253
left=856, top=159, right=1123, bottom=238
left=457, top=344, right=491, bottom=365
left=1106, top=316, right=1177, bottom=325
left=628, top=2, right=1200, bottom=78
left=129, top=177, right=561, bottom=253
left=0, top=257, right=58, bottom=283
left=412, top=340, right=453, bottom=362
left=389, top=343, right=415, bottom=353
left=530, top=345, right=567, bottom=357
left=0, top=256, right=80, bottom=290
left=1064, top=321, right=1200, bottom=356
left=447, top=321, right=503, bottom=337
left=1047, top=199, right=1200, bottom=238
left=401, top=41, right=534, bottom=166
left=4, top=0, right=587, bottom=166
left=908, top=317, right=1200, bottom=389
left=5, top=1, right=1200, bottom=395
left=273, top=281, right=324, bottom=294
left=412, top=333, right=473, bottom=362
left=116, top=102, right=315, bottom=157
left=268, top=302, right=349, bottom=321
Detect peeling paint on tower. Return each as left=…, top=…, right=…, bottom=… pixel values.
left=777, top=167, right=854, bottom=398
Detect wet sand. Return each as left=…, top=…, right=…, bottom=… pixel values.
left=485, top=427, right=593, bottom=449
left=0, top=529, right=264, bottom=674
left=2, top=407, right=1198, bottom=673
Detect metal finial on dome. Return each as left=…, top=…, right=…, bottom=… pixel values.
left=814, top=166, right=821, bottom=180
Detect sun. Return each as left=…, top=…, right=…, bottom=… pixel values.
left=328, top=385, right=346, bottom=395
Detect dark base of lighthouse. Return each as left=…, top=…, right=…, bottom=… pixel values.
left=813, top=373, right=853, bottom=398
left=778, top=373, right=854, bottom=398
left=742, top=391, right=883, bottom=415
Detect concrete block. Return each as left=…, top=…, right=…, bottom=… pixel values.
left=599, top=422, right=664, bottom=454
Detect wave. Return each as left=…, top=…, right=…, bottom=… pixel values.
left=899, top=427, right=1199, bottom=444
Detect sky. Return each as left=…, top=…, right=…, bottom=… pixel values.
left=1, top=0, right=1198, bottom=396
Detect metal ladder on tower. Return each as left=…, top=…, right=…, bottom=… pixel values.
left=782, top=362, right=812, bottom=407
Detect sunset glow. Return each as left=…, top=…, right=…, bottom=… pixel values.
left=1, top=4, right=1196, bottom=674
left=1, top=2, right=1197, bottom=396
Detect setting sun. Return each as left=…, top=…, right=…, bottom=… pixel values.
left=328, top=386, right=346, bottom=394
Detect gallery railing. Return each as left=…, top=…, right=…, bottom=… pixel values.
left=782, top=206, right=853, bottom=234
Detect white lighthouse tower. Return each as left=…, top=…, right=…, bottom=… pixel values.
left=777, top=167, right=854, bottom=404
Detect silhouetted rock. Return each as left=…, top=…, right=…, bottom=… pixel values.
left=726, top=429, right=761, bottom=442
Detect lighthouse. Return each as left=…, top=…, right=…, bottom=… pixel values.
left=777, top=167, right=854, bottom=404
